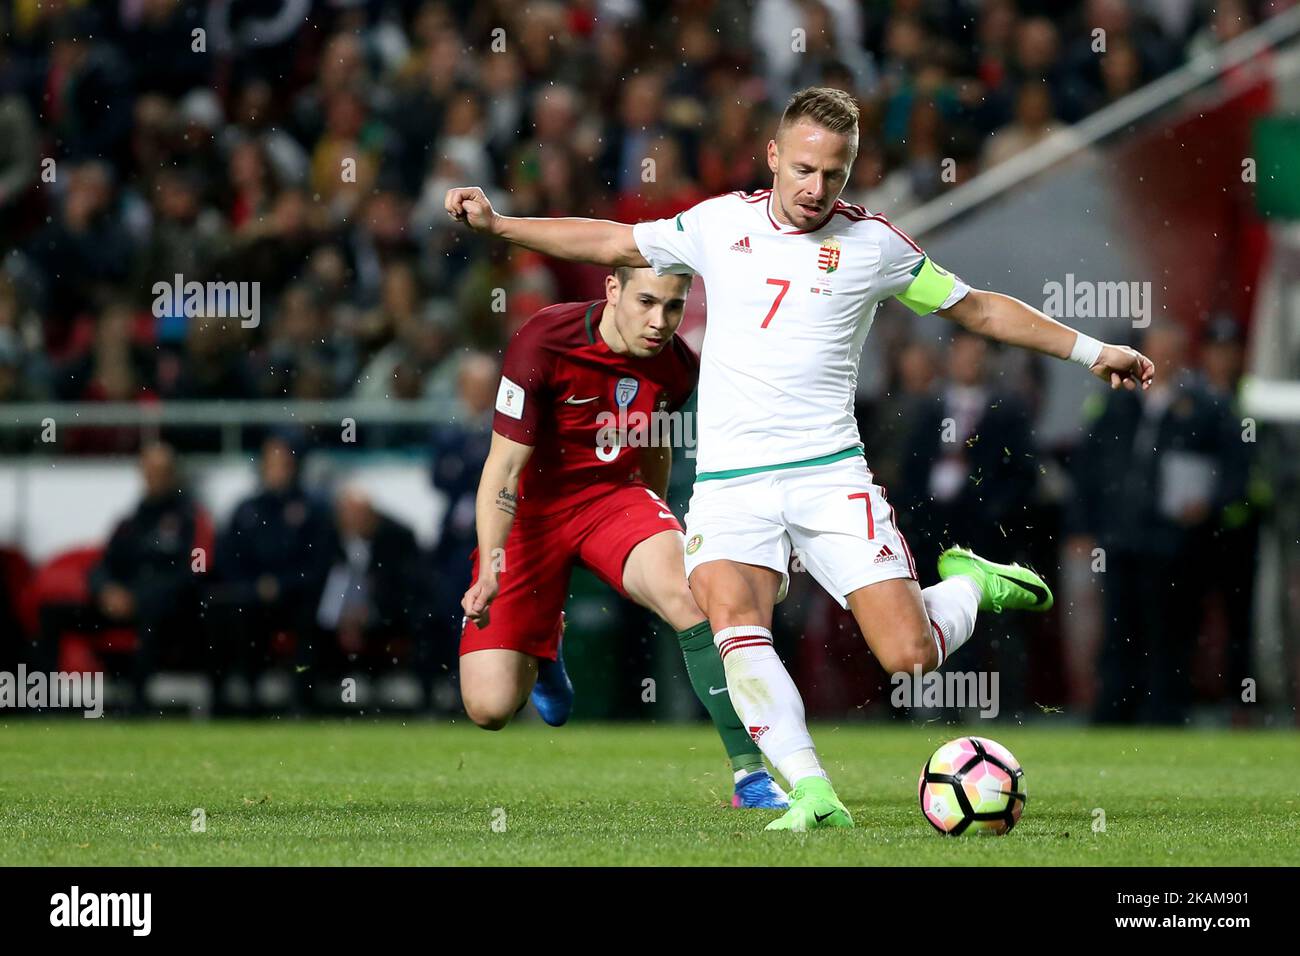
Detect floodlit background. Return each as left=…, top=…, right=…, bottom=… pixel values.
left=0, top=0, right=1297, bottom=726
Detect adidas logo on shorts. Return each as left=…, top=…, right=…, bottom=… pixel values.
left=748, top=724, right=769, bottom=742
left=874, top=545, right=899, bottom=565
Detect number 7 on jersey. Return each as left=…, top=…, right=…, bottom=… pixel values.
left=761, top=278, right=790, bottom=329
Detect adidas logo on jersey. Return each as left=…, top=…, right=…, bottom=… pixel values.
left=730, top=236, right=752, bottom=253
left=874, top=545, right=899, bottom=564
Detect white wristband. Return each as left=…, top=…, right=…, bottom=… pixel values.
left=1069, top=332, right=1104, bottom=368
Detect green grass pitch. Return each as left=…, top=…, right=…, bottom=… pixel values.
left=2, top=720, right=1298, bottom=866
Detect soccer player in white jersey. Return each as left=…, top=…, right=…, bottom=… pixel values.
left=445, top=86, right=1154, bottom=831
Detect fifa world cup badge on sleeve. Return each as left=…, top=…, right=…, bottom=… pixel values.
left=496, top=376, right=525, bottom=419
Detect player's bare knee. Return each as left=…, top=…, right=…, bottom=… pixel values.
left=875, top=634, right=935, bottom=676
left=463, top=696, right=515, bottom=731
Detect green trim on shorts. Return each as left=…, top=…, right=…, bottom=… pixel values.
left=695, top=445, right=864, bottom=482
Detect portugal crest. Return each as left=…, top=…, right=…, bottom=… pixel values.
left=817, top=237, right=841, bottom=274
left=615, top=376, right=639, bottom=408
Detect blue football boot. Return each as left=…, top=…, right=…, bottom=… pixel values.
left=732, top=769, right=790, bottom=809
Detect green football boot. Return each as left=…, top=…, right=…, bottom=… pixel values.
left=937, top=546, right=1054, bottom=613
left=763, top=777, right=853, bottom=832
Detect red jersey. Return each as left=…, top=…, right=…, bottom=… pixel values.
left=493, top=299, right=699, bottom=515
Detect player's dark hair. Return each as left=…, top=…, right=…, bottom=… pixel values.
left=613, top=266, right=692, bottom=295
left=778, top=87, right=860, bottom=144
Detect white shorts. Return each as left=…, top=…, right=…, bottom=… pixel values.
left=682, top=453, right=918, bottom=608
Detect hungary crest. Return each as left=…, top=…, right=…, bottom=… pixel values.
left=817, top=237, right=841, bottom=273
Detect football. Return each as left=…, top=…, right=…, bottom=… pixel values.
left=919, top=736, right=1026, bottom=836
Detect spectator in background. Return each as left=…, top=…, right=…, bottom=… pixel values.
left=981, top=81, right=1059, bottom=170
left=899, top=330, right=1039, bottom=574
left=131, top=166, right=230, bottom=294
left=0, top=327, right=42, bottom=452
left=208, top=433, right=334, bottom=712
left=310, top=484, right=423, bottom=705
left=0, top=271, right=49, bottom=405
left=1007, top=17, right=1065, bottom=119
left=57, top=301, right=157, bottom=454
left=44, top=13, right=135, bottom=167
left=349, top=259, right=421, bottom=373
left=222, top=138, right=282, bottom=233
left=347, top=188, right=418, bottom=307
left=612, top=134, right=705, bottom=224
left=753, top=0, right=871, bottom=103
left=37, top=443, right=211, bottom=710
left=24, top=161, right=133, bottom=353
left=1200, top=315, right=1258, bottom=720
left=221, top=78, right=310, bottom=191
left=0, top=69, right=39, bottom=247
left=848, top=141, right=920, bottom=218
left=160, top=316, right=256, bottom=404
left=603, top=72, right=670, bottom=196
left=218, top=186, right=323, bottom=304
left=354, top=295, right=457, bottom=404
left=696, top=93, right=769, bottom=196
left=127, top=94, right=183, bottom=192
left=1061, top=0, right=1175, bottom=119
left=309, top=87, right=388, bottom=221
left=258, top=282, right=351, bottom=400
left=1073, top=323, right=1246, bottom=725
left=867, top=339, right=941, bottom=494
left=428, top=351, right=498, bottom=690
left=291, top=31, right=374, bottom=150
left=1188, top=0, right=1256, bottom=58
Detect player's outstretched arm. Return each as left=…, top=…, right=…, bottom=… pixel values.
left=462, top=431, right=534, bottom=626
left=444, top=186, right=649, bottom=268
left=939, top=289, right=1155, bottom=391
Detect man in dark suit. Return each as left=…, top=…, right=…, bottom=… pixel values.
left=41, top=442, right=210, bottom=710
left=899, top=330, right=1040, bottom=573
left=1200, top=316, right=1260, bottom=718
left=207, top=432, right=335, bottom=711
left=1072, top=323, right=1246, bottom=724
left=310, top=485, right=423, bottom=704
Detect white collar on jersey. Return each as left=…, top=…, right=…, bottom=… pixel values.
left=765, top=192, right=837, bottom=235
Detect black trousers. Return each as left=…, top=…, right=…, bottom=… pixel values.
left=1094, top=549, right=1200, bottom=725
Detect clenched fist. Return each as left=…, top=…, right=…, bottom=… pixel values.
left=1091, top=344, right=1156, bottom=391
left=444, top=186, right=498, bottom=233
left=462, top=573, right=499, bottom=628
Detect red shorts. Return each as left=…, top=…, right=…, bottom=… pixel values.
left=459, top=483, right=683, bottom=660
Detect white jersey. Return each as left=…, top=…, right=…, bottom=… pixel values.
left=633, top=189, right=969, bottom=477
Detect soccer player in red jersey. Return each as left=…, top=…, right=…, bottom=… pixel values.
left=458, top=266, right=788, bottom=809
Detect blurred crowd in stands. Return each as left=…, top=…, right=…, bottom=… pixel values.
left=0, top=0, right=1286, bottom=412
left=0, top=0, right=1284, bottom=720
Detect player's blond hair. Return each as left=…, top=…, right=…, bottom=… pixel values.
left=777, top=87, right=860, bottom=149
